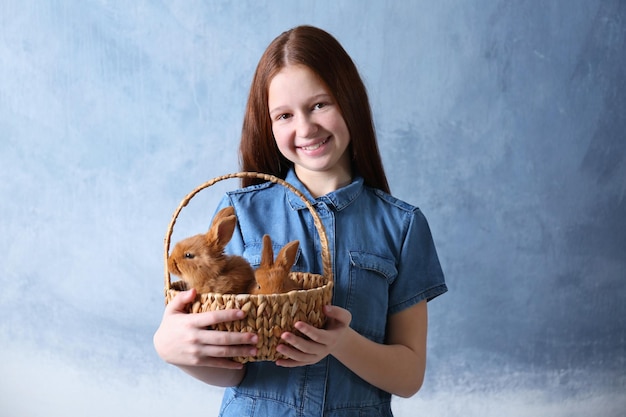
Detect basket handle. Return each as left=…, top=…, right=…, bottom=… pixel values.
left=164, top=172, right=333, bottom=292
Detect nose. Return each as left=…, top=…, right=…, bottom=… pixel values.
left=296, top=114, right=319, bottom=138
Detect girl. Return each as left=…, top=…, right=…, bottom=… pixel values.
left=154, top=25, right=447, bottom=416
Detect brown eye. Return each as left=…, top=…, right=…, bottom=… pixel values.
left=184, top=252, right=195, bottom=259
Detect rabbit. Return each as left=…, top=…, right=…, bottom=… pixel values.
left=250, top=234, right=302, bottom=295
left=168, top=206, right=255, bottom=294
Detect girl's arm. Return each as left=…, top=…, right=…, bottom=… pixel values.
left=153, top=289, right=258, bottom=387
left=276, top=301, right=428, bottom=398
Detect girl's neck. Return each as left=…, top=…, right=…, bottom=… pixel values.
left=294, top=166, right=352, bottom=198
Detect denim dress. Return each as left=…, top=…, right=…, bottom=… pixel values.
left=215, top=169, right=447, bottom=417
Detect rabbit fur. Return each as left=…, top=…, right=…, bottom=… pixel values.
left=168, top=206, right=255, bottom=294
left=250, top=234, right=301, bottom=295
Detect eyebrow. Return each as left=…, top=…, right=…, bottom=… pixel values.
left=269, top=93, right=333, bottom=115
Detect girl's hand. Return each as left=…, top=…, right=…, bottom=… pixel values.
left=153, top=289, right=258, bottom=369
left=275, top=305, right=352, bottom=367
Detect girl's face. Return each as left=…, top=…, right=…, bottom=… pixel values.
left=268, top=65, right=351, bottom=187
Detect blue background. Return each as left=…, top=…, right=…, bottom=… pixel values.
left=1, top=1, right=624, bottom=416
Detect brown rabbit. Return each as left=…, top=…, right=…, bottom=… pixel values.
left=250, top=234, right=302, bottom=295
left=168, top=206, right=255, bottom=294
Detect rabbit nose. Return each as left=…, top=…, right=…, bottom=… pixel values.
left=169, top=258, right=180, bottom=274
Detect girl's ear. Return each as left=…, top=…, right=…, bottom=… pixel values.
left=260, top=234, right=274, bottom=267
left=276, top=240, right=299, bottom=270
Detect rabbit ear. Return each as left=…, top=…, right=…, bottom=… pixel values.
left=206, top=206, right=237, bottom=248
left=260, top=234, right=274, bottom=268
left=207, top=215, right=237, bottom=249
left=275, top=240, right=299, bottom=271
left=212, top=206, right=235, bottom=223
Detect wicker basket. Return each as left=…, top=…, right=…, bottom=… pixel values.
left=164, top=172, right=334, bottom=363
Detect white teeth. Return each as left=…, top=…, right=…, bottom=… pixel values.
left=300, top=138, right=328, bottom=151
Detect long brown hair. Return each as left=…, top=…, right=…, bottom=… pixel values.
left=239, top=25, right=390, bottom=193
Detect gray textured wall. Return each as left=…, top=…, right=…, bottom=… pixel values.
left=1, top=1, right=624, bottom=416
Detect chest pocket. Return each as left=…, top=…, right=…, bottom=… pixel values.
left=347, top=251, right=398, bottom=342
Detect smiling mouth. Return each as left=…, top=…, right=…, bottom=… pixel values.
left=299, top=137, right=329, bottom=151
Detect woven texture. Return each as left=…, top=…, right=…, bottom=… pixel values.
left=164, top=172, right=334, bottom=363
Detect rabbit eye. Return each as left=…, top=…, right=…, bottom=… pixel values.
left=184, top=252, right=195, bottom=259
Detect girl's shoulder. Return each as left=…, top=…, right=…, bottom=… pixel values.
left=365, top=189, right=435, bottom=236
left=365, top=186, right=421, bottom=215
left=226, top=181, right=279, bottom=199
left=228, top=180, right=276, bottom=194
left=223, top=181, right=293, bottom=213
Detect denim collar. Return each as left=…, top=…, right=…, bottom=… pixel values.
left=284, top=168, right=363, bottom=212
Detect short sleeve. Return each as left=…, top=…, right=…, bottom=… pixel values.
left=388, top=208, right=447, bottom=315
